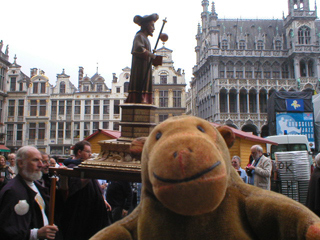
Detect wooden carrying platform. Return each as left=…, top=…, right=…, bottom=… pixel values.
left=49, top=165, right=141, bottom=182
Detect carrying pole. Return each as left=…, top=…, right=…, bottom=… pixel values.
left=48, top=177, right=57, bottom=225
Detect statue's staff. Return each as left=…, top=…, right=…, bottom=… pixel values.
left=141, top=18, right=168, bottom=99
left=153, top=18, right=168, bottom=53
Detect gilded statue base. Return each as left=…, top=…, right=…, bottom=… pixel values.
left=78, top=104, right=157, bottom=180
left=79, top=139, right=141, bottom=172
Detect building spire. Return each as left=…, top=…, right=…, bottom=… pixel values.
left=202, top=0, right=209, bottom=12
left=96, top=62, right=99, bottom=74
left=212, top=1, right=216, bottom=13
left=14, top=54, right=17, bottom=64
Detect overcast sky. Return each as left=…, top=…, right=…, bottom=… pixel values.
left=1, top=0, right=318, bottom=89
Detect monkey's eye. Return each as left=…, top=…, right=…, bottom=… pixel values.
left=156, top=132, right=162, bottom=140
left=197, top=126, right=205, bottom=133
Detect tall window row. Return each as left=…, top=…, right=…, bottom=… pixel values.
left=7, top=99, right=25, bottom=117
left=6, top=98, right=115, bottom=143
left=30, top=100, right=47, bottom=116
left=157, top=73, right=179, bottom=84
left=219, top=88, right=268, bottom=114
left=51, top=99, right=110, bottom=116
left=32, top=82, right=46, bottom=94
left=220, top=39, right=282, bottom=50
left=219, top=61, right=290, bottom=79
left=158, top=90, right=182, bottom=108
left=7, top=124, right=23, bottom=142
left=50, top=121, right=110, bottom=139
left=29, top=122, right=46, bottom=140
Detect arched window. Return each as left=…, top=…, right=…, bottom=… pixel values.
left=275, top=40, right=282, bottom=50
left=272, top=62, right=281, bottom=79
left=160, top=73, right=167, bottom=84
left=257, top=40, right=264, bottom=50
left=261, top=125, right=269, bottom=138
left=298, top=26, right=311, bottom=44
left=268, top=88, right=276, bottom=97
left=241, top=124, right=258, bottom=136
left=281, top=63, right=289, bottom=79
left=239, top=40, right=246, bottom=50
left=245, top=62, right=253, bottom=78
left=300, top=60, right=307, bottom=77
left=219, top=62, right=225, bottom=78
left=229, top=89, right=237, bottom=113
left=304, top=83, right=314, bottom=90
left=254, top=62, right=262, bottom=79
left=300, top=59, right=314, bottom=77
left=221, top=40, right=228, bottom=50
left=240, top=88, right=247, bottom=113
left=219, top=89, right=228, bottom=113
left=226, top=61, right=234, bottom=78
left=235, top=61, right=243, bottom=78
left=259, top=89, right=267, bottom=113
left=308, top=59, right=314, bottom=77
left=124, top=82, right=129, bottom=92
left=263, top=62, right=271, bottom=79
left=249, top=88, right=257, bottom=113
left=60, top=82, right=65, bottom=94
left=83, top=85, right=89, bottom=92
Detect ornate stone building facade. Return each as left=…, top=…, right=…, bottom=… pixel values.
left=191, top=0, right=320, bottom=136
left=3, top=45, right=186, bottom=155
left=153, top=46, right=187, bottom=123
left=0, top=42, right=10, bottom=145
left=5, top=64, right=119, bottom=155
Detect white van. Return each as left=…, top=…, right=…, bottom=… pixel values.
left=265, top=135, right=313, bottom=165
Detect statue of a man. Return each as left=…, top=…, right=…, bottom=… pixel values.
left=125, top=13, right=162, bottom=104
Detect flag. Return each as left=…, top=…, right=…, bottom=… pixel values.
left=286, top=99, right=304, bottom=111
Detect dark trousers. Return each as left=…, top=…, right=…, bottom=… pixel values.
left=111, top=206, right=123, bottom=223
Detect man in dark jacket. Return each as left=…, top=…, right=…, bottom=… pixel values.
left=0, top=146, right=58, bottom=240
left=106, top=181, right=133, bottom=222
left=60, top=140, right=111, bottom=240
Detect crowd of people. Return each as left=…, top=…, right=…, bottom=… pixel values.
left=0, top=141, right=136, bottom=240
left=1, top=141, right=320, bottom=239
left=230, top=144, right=320, bottom=219
left=231, top=144, right=273, bottom=190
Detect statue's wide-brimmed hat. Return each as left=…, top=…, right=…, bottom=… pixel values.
left=133, top=13, right=159, bottom=26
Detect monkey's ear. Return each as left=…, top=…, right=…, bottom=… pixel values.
left=130, top=137, right=147, bottom=155
left=217, top=126, right=235, bottom=148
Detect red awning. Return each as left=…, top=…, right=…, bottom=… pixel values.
left=210, top=122, right=278, bottom=145
left=0, top=145, right=10, bottom=152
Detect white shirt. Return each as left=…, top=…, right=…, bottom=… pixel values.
left=25, top=180, right=49, bottom=240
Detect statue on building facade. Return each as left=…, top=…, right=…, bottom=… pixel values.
left=125, top=13, right=165, bottom=104
left=5, top=45, right=9, bottom=55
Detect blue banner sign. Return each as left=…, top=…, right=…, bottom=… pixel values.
left=276, top=112, right=314, bottom=148
left=286, top=99, right=304, bottom=112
